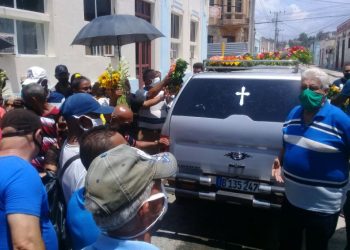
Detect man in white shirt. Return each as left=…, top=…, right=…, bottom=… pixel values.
left=59, top=93, right=113, bottom=203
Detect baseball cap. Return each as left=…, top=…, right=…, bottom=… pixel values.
left=60, top=93, right=114, bottom=118
left=1, top=109, right=41, bottom=137
left=55, top=65, right=69, bottom=76
left=85, top=144, right=178, bottom=216
left=22, top=66, right=47, bottom=86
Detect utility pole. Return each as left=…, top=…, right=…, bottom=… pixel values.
left=273, top=12, right=279, bottom=51
left=248, top=0, right=256, bottom=53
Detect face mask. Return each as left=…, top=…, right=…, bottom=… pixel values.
left=75, top=115, right=103, bottom=131
left=299, top=88, right=324, bottom=111
left=344, top=72, right=350, bottom=80
left=150, top=77, right=161, bottom=87
left=117, top=184, right=168, bottom=240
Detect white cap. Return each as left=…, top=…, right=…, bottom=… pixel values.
left=22, top=66, right=47, bottom=86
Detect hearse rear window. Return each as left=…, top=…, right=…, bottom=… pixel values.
left=172, top=78, right=301, bottom=122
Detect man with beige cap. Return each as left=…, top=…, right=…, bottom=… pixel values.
left=83, top=144, right=177, bottom=250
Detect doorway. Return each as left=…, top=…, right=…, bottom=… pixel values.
left=135, top=0, right=152, bottom=88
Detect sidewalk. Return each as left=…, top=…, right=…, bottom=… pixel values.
left=329, top=216, right=346, bottom=250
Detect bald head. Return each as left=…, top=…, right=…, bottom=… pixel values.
left=111, top=104, right=133, bottom=126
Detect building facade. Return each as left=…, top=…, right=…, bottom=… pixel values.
left=208, top=0, right=249, bottom=44
left=335, top=18, right=350, bottom=70
left=317, top=32, right=336, bottom=69
left=260, top=37, right=275, bottom=53
left=0, top=0, right=209, bottom=93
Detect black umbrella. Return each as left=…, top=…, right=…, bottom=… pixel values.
left=0, top=37, right=13, bottom=50
left=72, top=14, right=164, bottom=58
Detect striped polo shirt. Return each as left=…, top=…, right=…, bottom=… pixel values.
left=282, top=102, right=350, bottom=213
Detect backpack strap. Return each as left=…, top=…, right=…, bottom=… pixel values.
left=58, top=155, right=80, bottom=184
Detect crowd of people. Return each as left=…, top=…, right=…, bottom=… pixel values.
left=3, top=61, right=350, bottom=250
left=0, top=62, right=205, bottom=250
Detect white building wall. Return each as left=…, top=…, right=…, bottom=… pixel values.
left=0, top=0, right=208, bottom=93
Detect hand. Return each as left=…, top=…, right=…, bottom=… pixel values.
left=167, top=65, right=176, bottom=78
left=272, top=158, right=284, bottom=183
left=158, top=137, right=170, bottom=146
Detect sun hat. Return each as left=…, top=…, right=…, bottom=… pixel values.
left=21, top=66, right=47, bottom=86
left=85, top=144, right=178, bottom=217
left=60, top=93, right=114, bottom=118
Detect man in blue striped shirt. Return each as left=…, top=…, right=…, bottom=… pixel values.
left=272, top=68, right=350, bottom=250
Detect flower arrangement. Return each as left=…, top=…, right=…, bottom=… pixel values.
left=208, top=46, right=312, bottom=67
left=327, top=84, right=341, bottom=100
left=327, top=84, right=349, bottom=111
left=98, top=59, right=129, bottom=105
left=168, top=58, right=188, bottom=95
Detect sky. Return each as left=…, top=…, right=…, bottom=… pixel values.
left=255, top=0, right=350, bottom=41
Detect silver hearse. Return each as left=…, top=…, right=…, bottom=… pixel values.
left=162, top=60, right=301, bottom=209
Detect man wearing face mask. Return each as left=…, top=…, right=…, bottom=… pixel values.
left=59, top=93, right=114, bottom=203
left=272, top=68, right=350, bottom=250
left=136, top=69, right=173, bottom=154
left=110, top=104, right=170, bottom=150
left=83, top=144, right=177, bottom=250
left=333, top=62, right=350, bottom=88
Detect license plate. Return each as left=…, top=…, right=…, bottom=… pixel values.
left=216, top=176, right=260, bottom=193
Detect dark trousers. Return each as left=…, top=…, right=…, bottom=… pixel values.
left=343, top=191, right=350, bottom=250
left=279, top=199, right=339, bottom=250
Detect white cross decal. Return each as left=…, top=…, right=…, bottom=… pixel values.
left=235, top=86, right=250, bottom=106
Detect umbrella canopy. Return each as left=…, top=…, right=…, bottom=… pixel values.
left=0, top=37, right=13, bottom=50
left=72, top=14, right=164, bottom=47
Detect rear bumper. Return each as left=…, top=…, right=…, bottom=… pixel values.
left=166, top=172, right=285, bottom=209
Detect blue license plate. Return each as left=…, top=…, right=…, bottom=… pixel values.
left=216, top=176, right=260, bottom=193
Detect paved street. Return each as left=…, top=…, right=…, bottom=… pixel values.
left=152, top=194, right=347, bottom=250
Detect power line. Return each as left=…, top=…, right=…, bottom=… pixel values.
left=307, top=16, right=349, bottom=35
left=255, top=14, right=350, bottom=24
left=293, top=0, right=349, bottom=4
left=309, top=0, right=350, bottom=4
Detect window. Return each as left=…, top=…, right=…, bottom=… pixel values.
left=348, top=37, right=350, bottom=49
left=0, top=17, right=44, bottom=55
left=84, top=0, right=112, bottom=55
left=227, top=0, right=232, bottom=12
left=190, top=45, right=195, bottom=59
left=171, top=13, right=181, bottom=62
left=171, top=14, right=180, bottom=39
left=0, top=0, right=44, bottom=12
left=190, top=21, right=197, bottom=42
left=16, top=20, right=44, bottom=54
left=209, top=0, right=214, bottom=6
left=235, top=0, right=242, bottom=13
left=172, top=78, right=301, bottom=122
left=223, top=36, right=235, bottom=43
left=171, top=43, right=179, bottom=59
left=208, top=35, right=214, bottom=43
left=85, top=45, right=114, bottom=56
left=84, top=0, right=111, bottom=21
